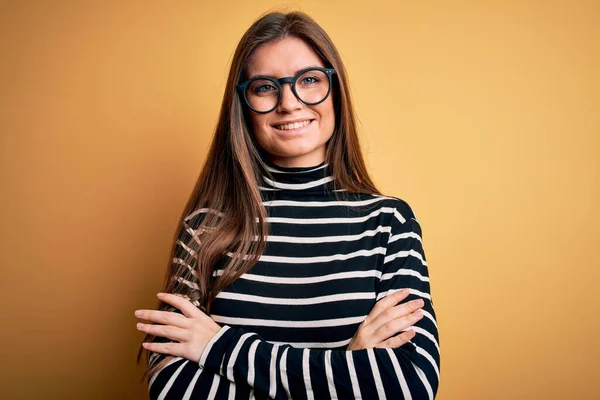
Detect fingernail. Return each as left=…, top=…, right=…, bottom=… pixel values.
left=135, top=310, right=142, bottom=317
left=136, top=323, right=143, bottom=329
left=157, top=293, right=165, bottom=298
left=414, top=310, right=423, bottom=318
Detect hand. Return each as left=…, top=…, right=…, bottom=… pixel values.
left=347, top=289, right=424, bottom=350
left=135, top=293, right=221, bottom=363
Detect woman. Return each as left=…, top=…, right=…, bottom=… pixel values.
left=135, top=10, right=440, bottom=399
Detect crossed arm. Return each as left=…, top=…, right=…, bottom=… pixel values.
left=138, top=214, right=440, bottom=399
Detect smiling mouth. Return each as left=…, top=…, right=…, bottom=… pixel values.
left=272, top=119, right=314, bottom=131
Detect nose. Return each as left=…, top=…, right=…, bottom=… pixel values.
left=277, top=82, right=302, bottom=112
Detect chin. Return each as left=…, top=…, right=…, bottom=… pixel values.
left=272, top=143, right=325, bottom=160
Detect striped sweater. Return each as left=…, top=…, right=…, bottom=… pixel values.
left=147, top=160, right=440, bottom=399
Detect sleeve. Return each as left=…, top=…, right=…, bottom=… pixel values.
left=146, top=211, right=268, bottom=399
left=145, top=212, right=205, bottom=398
left=195, top=202, right=441, bottom=400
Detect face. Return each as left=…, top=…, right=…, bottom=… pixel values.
left=244, top=37, right=336, bottom=168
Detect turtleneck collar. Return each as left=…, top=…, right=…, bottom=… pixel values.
left=259, top=157, right=337, bottom=196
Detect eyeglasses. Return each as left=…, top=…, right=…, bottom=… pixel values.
left=236, top=67, right=336, bottom=114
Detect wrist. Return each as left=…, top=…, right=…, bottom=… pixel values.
left=198, top=325, right=232, bottom=368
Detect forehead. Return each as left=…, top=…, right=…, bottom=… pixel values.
left=246, top=37, right=325, bottom=78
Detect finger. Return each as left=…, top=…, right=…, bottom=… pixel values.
left=142, top=340, right=185, bottom=358
left=375, top=328, right=416, bottom=349
left=135, top=309, right=190, bottom=328
left=370, top=298, right=425, bottom=332
left=368, top=289, right=410, bottom=322
left=157, top=293, right=204, bottom=318
left=373, top=309, right=424, bottom=343
left=137, top=322, right=190, bottom=342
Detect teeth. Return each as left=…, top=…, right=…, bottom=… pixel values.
left=276, top=119, right=311, bottom=130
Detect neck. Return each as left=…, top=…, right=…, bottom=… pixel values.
left=259, top=157, right=337, bottom=197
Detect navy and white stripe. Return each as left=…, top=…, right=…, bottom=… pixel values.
left=148, top=160, right=440, bottom=399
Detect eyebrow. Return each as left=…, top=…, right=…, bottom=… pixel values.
left=248, top=65, right=323, bottom=80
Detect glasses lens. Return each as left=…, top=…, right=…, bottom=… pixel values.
left=246, top=79, right=279, bottom=112
left=295, top=69, right=330, bottom=104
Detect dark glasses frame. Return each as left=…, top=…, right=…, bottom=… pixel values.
left=236, top=66, right=337, bottom=114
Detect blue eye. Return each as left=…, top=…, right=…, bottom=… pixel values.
left=301, top=76, right=319, bottom=85
left=254, top=84, right=276, bottom=93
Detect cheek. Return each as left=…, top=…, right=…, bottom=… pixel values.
left=316, top=101, right=336, bottom=133
left=249, top=115, right=270, bottom=138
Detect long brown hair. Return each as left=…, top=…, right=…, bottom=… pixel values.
left=137, top=9, right=381, bottom=383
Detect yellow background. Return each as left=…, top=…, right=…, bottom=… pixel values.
left=1, top=1, right=598, bottom=399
